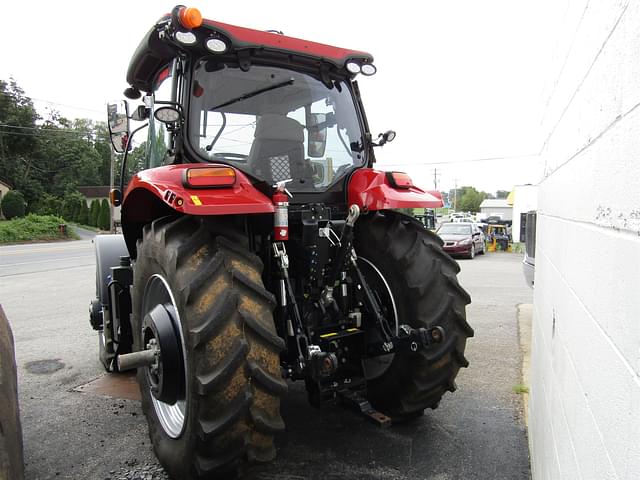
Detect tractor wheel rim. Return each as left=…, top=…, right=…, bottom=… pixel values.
left=358, top=257, right=399, bottom=380
left=142, top=274, right=188, bottom=438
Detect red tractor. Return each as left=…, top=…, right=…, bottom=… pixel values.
left=90, top=6, right=473, bottom=479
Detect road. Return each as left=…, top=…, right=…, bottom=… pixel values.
left=0, top=238, right=532, bottom=480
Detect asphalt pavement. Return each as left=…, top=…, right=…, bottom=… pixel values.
left=0, top=236, right=532, bottom=480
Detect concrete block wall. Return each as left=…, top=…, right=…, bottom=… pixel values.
left=529, top=1, right=640, bottom=479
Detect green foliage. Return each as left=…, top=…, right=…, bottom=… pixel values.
left=31, top=192, right=63, bottom=216
left=512, top=384, right=529, bottom=394
left=89, top=199, right=100, bottom=227
left=0, top=214, right=77, bottom=243
left=456, top=186, right=487, bottom=213
left=496, top=190, right=510, bottom=199
left=98, top=198, right=111, bottom=230
left=1, top=190, right=26, bottom=219
left=61, top=191, right=85, bottom=222
left=1, top=78, right=112, bottom=210
left=77, top=201, right=89, bottom=225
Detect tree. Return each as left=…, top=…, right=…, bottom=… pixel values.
left=98, top=199, right=110, bottom=230
left=496, top=190, right=510, bottom=199
left=61, top=191, right=85, bottom=222
left=31, top=193, right=63, bottom=216
left=89, top=199, right=100, bottom=227
left=0, top=79, right=40, bottom=207
left=77, top=201, right=89, bottom=225
left=457, top=186, right=486, bottom=213
left=1, top=190, right=26, bottom=219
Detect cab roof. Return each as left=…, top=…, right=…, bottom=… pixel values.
left=126, top=12, right=374, bottom=93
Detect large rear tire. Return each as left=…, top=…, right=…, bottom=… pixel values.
left=132, top=216, right=286, bottom=479
left=0, top=305, right=24, bottom=480
left=354, top=211, right=473, bottom=418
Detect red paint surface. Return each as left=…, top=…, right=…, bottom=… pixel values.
left=203, top=19, right=372, bottom=64
left=348, top=169, right=444, bottom=210
left=123, top=164, right=274, bottom=216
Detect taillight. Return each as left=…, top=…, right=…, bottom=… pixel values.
left=386, top=171, right=414, bottom=189
left=184, top=167, right=236, bottom=188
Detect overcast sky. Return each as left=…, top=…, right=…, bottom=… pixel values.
left=0, top=0, right=560, bottom=194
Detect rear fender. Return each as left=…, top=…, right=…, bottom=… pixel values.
left=348, top=169, right=443, bottom=211
left=122, top=164, right=274, bottom=217
left=121, top=164, right=274, bottom=257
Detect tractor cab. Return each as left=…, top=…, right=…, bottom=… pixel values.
left=111, top=6, right=381, bottom=202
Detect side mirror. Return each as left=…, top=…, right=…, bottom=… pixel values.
left=306, top=112, right=327, bottom=158
left=107, top=101, right=130, bottom=153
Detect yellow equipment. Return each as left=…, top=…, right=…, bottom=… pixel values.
left=486, top=224, right=512, bottom=252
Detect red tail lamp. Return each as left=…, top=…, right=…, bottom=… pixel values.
left=386, top=171, right=414, bottom=189
left=178, top=7, right=203, bottom=29
left=184, top=166, right=236, bottom=188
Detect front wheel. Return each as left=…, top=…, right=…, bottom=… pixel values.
left=131, top=216, right=286, bottom=479
left=355, top=211, right=473, bottom=418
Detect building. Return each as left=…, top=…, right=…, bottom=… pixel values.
left=78, top=186, right=121, bottom=227
left=529, top=3, right=640, bottom=479
left=479, top=198, right=512, bottom=221
left=510, top=184, right=539, bottom=243
left=0, top=179, right=12, bottom=219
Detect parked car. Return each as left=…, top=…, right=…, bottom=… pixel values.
left=437, top=222, right=485, bottom=259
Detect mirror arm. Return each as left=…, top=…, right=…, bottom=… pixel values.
left=119, top=122, right=149, bottom=195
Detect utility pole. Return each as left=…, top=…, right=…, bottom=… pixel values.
left=453, top=178, right=458, bottom=212
left=432, top=168, right=440, bottom=190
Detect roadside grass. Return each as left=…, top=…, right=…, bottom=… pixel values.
left=0, top=215, right=80, bottom=244
left=513, top=384, right=529, bottom=394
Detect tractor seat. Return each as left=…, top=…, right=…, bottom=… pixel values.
left=249, top=114, right=310, bottom=185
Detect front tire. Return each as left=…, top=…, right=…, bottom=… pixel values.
left=355, top=211, right=473, bottom=418
left=132, top=216, right=286, bottom=479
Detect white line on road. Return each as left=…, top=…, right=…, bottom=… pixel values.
left=0, top=255, right=94, bottom=268
left=0, top=263, right=94, bottom=278
left=0, top=244, right=93, bottom=256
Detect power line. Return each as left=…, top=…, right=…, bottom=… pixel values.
left=30, top=97, right=105, bottom=115
left=381, top=153, right=539, bottom=167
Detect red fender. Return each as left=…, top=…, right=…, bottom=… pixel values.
left=347, top=169, right=443, bottom=211
left=122, top=164, right=274, bottom=222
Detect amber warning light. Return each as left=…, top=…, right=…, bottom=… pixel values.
left=178, top=6, right=203, bottom=29
left=184, top=167, right=236, bottom=188
left=386, top=171, right=414, bottom=189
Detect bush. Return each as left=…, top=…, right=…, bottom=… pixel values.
left=98, top=198, right=111, bottom=230
left=31, top=193, right=63, bottom=217
left=61, top=192, right=85, bottom=222
left=77, top=202, right=90, bottom=225
left=89, top=199, right=100, bottom=227
left=0, top=214, right=77, bottom=243
left=1, top=191, right=26, bottom=219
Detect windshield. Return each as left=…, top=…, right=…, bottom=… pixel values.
left=438, top=224, right=472, bottom=235
left=188, top=61, right=365, bottom=191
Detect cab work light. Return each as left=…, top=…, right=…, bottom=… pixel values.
left=184, top=166, right=236, bottom=188
left=386, top=171, right=414, bottom=189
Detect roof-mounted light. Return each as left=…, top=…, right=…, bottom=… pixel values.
left=178, top=6, right=203, bottom=30
left=175, top=31, right=197, bottom=45
left=346, top=61, right=361, bottom=74
left=206, top=37, right=228, bottom=54
left=361, top=64, right=377, bottom=76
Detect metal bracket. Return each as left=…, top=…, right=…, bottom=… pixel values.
left=338, top=389, right=392, bottom=428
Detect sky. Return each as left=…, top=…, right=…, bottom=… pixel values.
left=0, top=0, right=560, bottom=194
